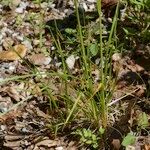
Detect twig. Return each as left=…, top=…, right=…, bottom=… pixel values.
left=107, top=88, right=139, bottom=106
left=0, top=96, right=32, bottom=117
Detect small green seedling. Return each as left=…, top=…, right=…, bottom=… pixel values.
left=122, top=133, right=136, bottom=147
left=72, top=128, right=99, bottom=149
left=72, top=127, right=105, bottom=149
left=137, top=112, right=149, bottom=129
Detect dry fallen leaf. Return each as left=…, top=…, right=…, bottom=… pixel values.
left=102, top=0, right=118, bottom=7
left=28, top=53, right=51, bottom=66
left=0, top=108, right=22, bottom=123
left=4, top=141, right=21, bottom=148
left=144, top=144, right=150, bottom=150
left=3, top=37, right=14, bottom=50
left=5, top=135, right=25, bottom=141
left=0, top=44, right=27, bottom=61
left=111, top=139, right=121, bottom=150
left=0, top=86, right=22, bottom=102
left=35, top=139, right=58, bottom=148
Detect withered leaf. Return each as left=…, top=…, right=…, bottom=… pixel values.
left=0, top=44, right=27, bottom=61
left=28, top=53, right=51, bottom=66
left=102, top=0, right=118, bottom=7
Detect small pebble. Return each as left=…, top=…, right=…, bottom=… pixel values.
left=55, top=62, right=62, bottom=67
left=82, top=2, right=88, bottom=11
left=66, top=55, right=76, bottom=69
left=15, top=1, right=28, bottom=13
left=15, top=7, right=24, bottom=13
left=55, top=146, right=64, bottom=150
left=51, top=46, right=56, bottom=50
left=87, top=0, right=96, bottom=2
left=1, top=125, right=6, bottom=131
left=22, top=40, right=33, bottom=50
left=112, top=53, right=122, bottom=61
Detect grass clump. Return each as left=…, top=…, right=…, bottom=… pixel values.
left=44, top=0, right=120, bottom=146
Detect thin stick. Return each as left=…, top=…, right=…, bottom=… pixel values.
left=107, top=88, right=139, bottom=106
left=0, top=96, right=32, bottom=117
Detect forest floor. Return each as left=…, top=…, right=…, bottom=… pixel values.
left=0, top=0, right=149, bottom=149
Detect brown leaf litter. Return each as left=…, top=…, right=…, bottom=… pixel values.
left=0, top=44, right=27, bottom=61
left=28, top=53, right=51, bottom=66
left=102, top=0, right=118, bottom=8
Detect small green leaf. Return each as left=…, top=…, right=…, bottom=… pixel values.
left=138, top=112, right=149, bottom=129
left=81, top=137, right=86, bottom=142
left=86, top=140, right=92, bottom=144
left=89, top=43, right=98, bottom=56
left=123, top=28, right=129, bottom=35
left=99, top=127, right=105, bottom=135
left=65, top=28, right=76, bottom=34
left=93, top=143, right=98, bottom=148
left=92, top=134, right=97, bottom=141
left=84, top=131, right=89, bottom=138
left=122, top=133, right=136, bottom=146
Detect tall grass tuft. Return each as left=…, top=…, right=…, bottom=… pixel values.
left=71, top=0, right=120, bottom=128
